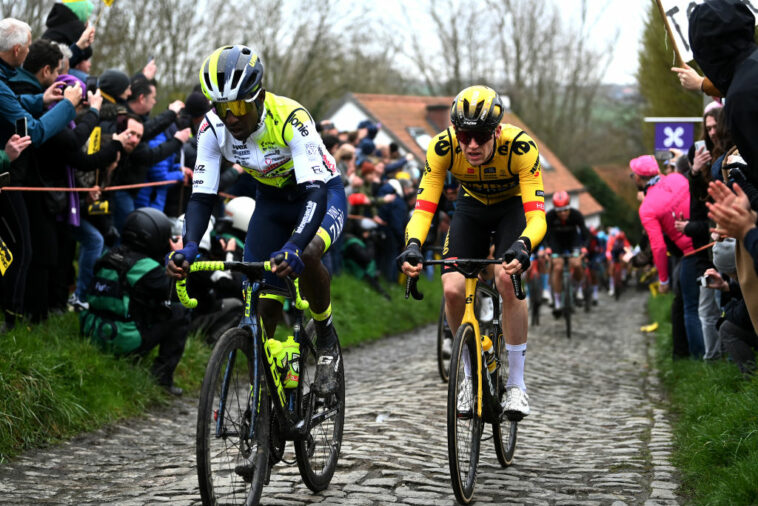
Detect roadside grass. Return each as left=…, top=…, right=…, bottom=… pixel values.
left=0, top=272, right=442, bottom=462
left=649, top=293, right=758, bottom=505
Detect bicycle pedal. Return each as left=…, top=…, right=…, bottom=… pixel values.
left=503, top=410, right=525, bottom=422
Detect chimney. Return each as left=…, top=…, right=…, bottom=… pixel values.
left=426, top=103, right=450, bottom=131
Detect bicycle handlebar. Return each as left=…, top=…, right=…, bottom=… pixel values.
left=403, top=257, right=525, bottom=301
left=172, top=253, right=309, bottom=311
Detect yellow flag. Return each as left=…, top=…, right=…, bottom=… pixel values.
left=88, top=126, right=101, bottom=154
left=102, top=0, right=115, bottom=6
left=0, top=235, right=13, bottom=276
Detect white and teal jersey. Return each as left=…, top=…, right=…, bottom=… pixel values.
left=193, top=91, right=339, bottom=194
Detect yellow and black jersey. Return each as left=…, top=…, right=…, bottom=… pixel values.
left=406, top=124, right=546, bottom=248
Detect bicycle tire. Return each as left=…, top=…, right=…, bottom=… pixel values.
left=295, top=320, right=345, bottom=492
left=528, top=275, right=540, bottom=326
left=197, top=327, right=270, bottom=506
left=437, top=295, right=451, bottom=382
left=447, top=322, right=483, bottom=505
left=563, top=278, right=572, bottom=339
left=492, top=329, right=517, bottom=466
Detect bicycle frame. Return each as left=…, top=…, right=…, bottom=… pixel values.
left=176, top=260, right=320, bottom=441
left=406, top=257, right=524, bottom=419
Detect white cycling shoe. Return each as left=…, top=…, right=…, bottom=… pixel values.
left=502, top=386, right=530, bottom=420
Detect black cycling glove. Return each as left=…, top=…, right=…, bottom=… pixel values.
left=396, top=241, right=424, bottom=269
left=505, top=238, right=531, bottom=272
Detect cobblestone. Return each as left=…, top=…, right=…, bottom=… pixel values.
left=0, top=290, right=681, bottom=504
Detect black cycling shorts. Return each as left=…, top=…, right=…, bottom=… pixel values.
left=441, top=194, right=525, bottom=274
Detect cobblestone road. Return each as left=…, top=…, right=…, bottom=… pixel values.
left=0, top=289, right=680, bottom=505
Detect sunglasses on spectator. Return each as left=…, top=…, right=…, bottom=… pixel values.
left=455, top=128, right=494, bottom=146
left=214, top=90, right=261, bottom=117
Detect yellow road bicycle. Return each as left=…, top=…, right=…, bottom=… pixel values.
left=173, top=254, right=344, bottom=506
left=406, top=255, right=525, bottom=504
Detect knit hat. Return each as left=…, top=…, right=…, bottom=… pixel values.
left=712, top=238, right=737, bottom=274
left=184, top=91, right=211, bottom=118
left=629, top=155, right=660, bottom=177
left=98, top=69, right=130, bottom=98
left=62, top=0, right=94, bottom=24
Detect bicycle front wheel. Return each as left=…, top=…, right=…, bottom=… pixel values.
left=492, top=330, right=517, bottom=466
left=197, top=327, right=270, bottom=506
left=447, top=322, right=483, bottom=504
left=437, top=295, right=451, bottom=382
left=295, top=321, right=345, bottom=492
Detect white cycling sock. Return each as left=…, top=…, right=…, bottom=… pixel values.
left=505, top=343, right=527, bottom=391
left=553, top=292, right=562, bottom=309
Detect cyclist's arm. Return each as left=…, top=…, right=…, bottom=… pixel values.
left=404, top=131, right=450, bottom=247
left=184, top=115, right=222, bottom=244
left=512, top=133, right=546, bottom=252
left=284, top=108, right=333, bottom=251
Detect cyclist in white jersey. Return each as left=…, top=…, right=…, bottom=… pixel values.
left=166, top=45, right=346, bottom=395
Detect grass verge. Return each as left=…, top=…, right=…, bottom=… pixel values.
left=648, top=293, right=758, bottom=505
left=0, top=273, right=442, bottom=462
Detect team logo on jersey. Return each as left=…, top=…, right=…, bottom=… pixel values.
left=434, top=138, right=451, bottom=156
left=497, top=142, right=509, bottom=156
left=290, top=116, right=310, bottom=137
left=513, top=140, right=533, bottom=155
left=536, top=190, right=544, bottom=197
left=529, top=158, right=541, bottom=178
left=483, top=167, right=496, bottom=174
left=424, top=161, right=432, bottom=174
left=306, top=142, right=320, bottom=161
left=198, top=119, right=210, bottom=134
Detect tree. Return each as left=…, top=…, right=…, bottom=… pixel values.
left=636, top=2, right=703, bottom=150
left=0, top=0, right=48, bottom=37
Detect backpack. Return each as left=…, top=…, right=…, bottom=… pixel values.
left=79, top=249, right=160, bottom=355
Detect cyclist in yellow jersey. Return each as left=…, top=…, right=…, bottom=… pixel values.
left=397, top=85, right=546, bottom=418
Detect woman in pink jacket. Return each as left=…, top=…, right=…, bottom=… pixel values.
left=631, top=155, right=704, bottom=358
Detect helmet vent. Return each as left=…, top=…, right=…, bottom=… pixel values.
left=216, top=72, right=226, bottom=90
left=230, top=69, right=243, bottom=90
left=203, top=72, right=214, bottom=94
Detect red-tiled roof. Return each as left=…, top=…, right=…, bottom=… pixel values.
left=346, top=93, right=603, bottom=216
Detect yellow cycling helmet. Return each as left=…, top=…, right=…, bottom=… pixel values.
left=199, top=45, right=264, bottom=103
left=450, top=85, right=504, bottom=132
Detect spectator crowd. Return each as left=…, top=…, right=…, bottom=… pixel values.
left=634, top=0, right=758, bottom=376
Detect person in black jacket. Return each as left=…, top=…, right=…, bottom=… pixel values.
left=40, top=0, right=96, bottom=70
left=80, top=207, right=189, bottom=395
left=690, top=0, right=758, bottom=209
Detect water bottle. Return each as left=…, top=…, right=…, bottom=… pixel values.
left=481, top=335, right=497, bottom=374
left=280, top=335, right=300, bottom=389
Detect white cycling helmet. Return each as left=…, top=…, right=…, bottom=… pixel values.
left=174, top=214, right=215, bottom=252
left=224, top=196, right=256, bottom=234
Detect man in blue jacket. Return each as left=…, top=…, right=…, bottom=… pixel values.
left=0, top=17, right=82, bottom=330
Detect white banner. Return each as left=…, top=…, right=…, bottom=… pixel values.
left=659, top=0, right=758, bottom=63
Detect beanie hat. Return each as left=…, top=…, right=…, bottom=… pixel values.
left=629, top=155, right=660, bottom=177
left=184, top=91, right=211, bottom=118
left=98, top=69, right=130, bottom=98
left=712, top=238, right=737, bottom=274
left=62, top=0, right=94, bottom=24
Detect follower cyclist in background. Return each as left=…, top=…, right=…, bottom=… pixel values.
left=397, top=85, right=546, bottom=419
left=544, top=191, right=590, bottom=317
left=166, top=45, right=346, bottom=396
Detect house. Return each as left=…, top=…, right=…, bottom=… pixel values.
left=324, top=92, right=604, bottom=228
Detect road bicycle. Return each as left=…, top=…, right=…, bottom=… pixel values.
left=173, top=254, right=345, bottom=505
left=406, top=255, right=524, bottom=504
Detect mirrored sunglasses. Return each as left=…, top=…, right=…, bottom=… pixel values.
left=455, top=128, right=494, bottom=146
left=214, top=97, right=256, bottom=118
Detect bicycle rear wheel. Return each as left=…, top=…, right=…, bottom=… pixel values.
left=563, top=280, right=572, bottom=339
left=197, top=327, right=270, bottom=506
left=437, top=295, right=452, bottom=382
left=447, top=322, right=483, bottom=504
left=492, top=330, right=517, bottom=466
left=295, top=320, right=345, bottom=492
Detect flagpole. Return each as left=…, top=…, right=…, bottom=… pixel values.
left=654, top=0, right=685, bottom=67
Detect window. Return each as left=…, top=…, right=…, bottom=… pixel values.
left=407, top=127, right=432, bottom=152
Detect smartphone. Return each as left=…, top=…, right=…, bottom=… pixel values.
left=15, top=117, right=27, bottom=138
left=694, top=140, right=706, bottom=151
left=654, top=149, right=674, bottom=161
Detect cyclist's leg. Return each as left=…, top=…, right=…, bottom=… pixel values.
left=492, top=197, right=529, bottom=417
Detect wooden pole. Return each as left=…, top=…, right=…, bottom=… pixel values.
left=654, top=0, right=685, bottom=67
